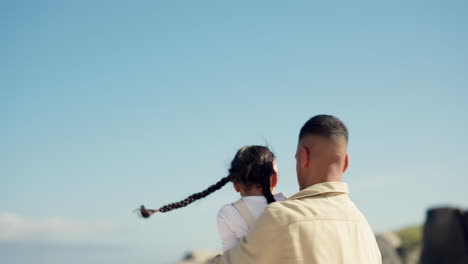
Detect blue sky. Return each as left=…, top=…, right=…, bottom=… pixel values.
left=2, top=1, right=468, bottom=263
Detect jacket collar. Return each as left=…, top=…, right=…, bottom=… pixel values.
left=288, top=182, right=349, bottom=200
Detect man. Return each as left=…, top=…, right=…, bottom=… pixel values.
left=213, top=114, right=382, bottom=264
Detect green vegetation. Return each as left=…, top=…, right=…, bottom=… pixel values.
left=397, top=225, right=423, bottom=251
left=396, top=225, right=423, bottom=263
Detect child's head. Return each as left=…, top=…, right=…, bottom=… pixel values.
left=229, top=145, right=278, bottom=203
left=139, top=145, right=278, bottom=218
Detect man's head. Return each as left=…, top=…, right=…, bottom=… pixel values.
left=295, top=115, right=349, bottom=190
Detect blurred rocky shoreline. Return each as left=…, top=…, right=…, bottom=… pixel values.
left=177, top=207, right=468, bottom=264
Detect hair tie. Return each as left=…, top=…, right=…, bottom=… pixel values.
left=138, top=205, right=159, bottom=218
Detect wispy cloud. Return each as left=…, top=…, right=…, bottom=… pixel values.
left=0, top=212, right=120, bottom=242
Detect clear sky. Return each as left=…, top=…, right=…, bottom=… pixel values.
left=2, top=1, right=467, bottom=263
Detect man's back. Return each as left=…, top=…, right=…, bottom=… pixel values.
left=215, top=115, right=381, bottom=264
left=217, top=182, right=381, bottom=264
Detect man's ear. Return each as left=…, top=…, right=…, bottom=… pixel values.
left=233, top=182, right=241, bottom=192
left=300, top=146, right=310, bottom=168
left=343, top=154, right=349, bottom=173
left=271, top=172, right=278, bottom=188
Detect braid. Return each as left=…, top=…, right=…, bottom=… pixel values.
left=260, top=166, right=276, bottom=204
left=158, top=175, right=231, bottom=212
left=139, top=175, right=231, bottom=218
left=138, top=145, right=278, bottom=219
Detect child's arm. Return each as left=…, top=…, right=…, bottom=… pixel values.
left=217, top=208, right=241, bottom=251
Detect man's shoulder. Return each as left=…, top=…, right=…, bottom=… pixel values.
left=257, top=198, right=313, bottom=226
left=260, top=193, right=365, bottom=226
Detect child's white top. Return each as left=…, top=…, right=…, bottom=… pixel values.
left=216, top=193, right=287, bottom=251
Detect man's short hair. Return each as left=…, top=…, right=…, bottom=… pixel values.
left=299, top=115, right=349, bottom=142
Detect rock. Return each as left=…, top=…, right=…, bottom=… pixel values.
left=404, top=246, right=421, bottom=264
left=376, top=234, right=403, bottom=264
left=381, top=231, right=402, bottom=249
left=396, top=225, right=422, bottom=264
left=420, top=207, right=468, bottom=264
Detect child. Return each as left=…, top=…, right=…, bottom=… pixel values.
left=139, top=145, right=286, bottom=251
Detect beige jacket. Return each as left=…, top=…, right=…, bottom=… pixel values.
left=213, top=182, right=382, bottom=264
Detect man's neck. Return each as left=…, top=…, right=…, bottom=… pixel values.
left=300, top=174, right=342, bottom=190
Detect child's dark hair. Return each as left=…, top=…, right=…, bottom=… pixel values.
left=139, top=145, right=277, bottom=218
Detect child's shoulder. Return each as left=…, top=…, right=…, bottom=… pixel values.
left=273, top=192, right=288, bottom=201
left=217, top=198, right=242, bottom=219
